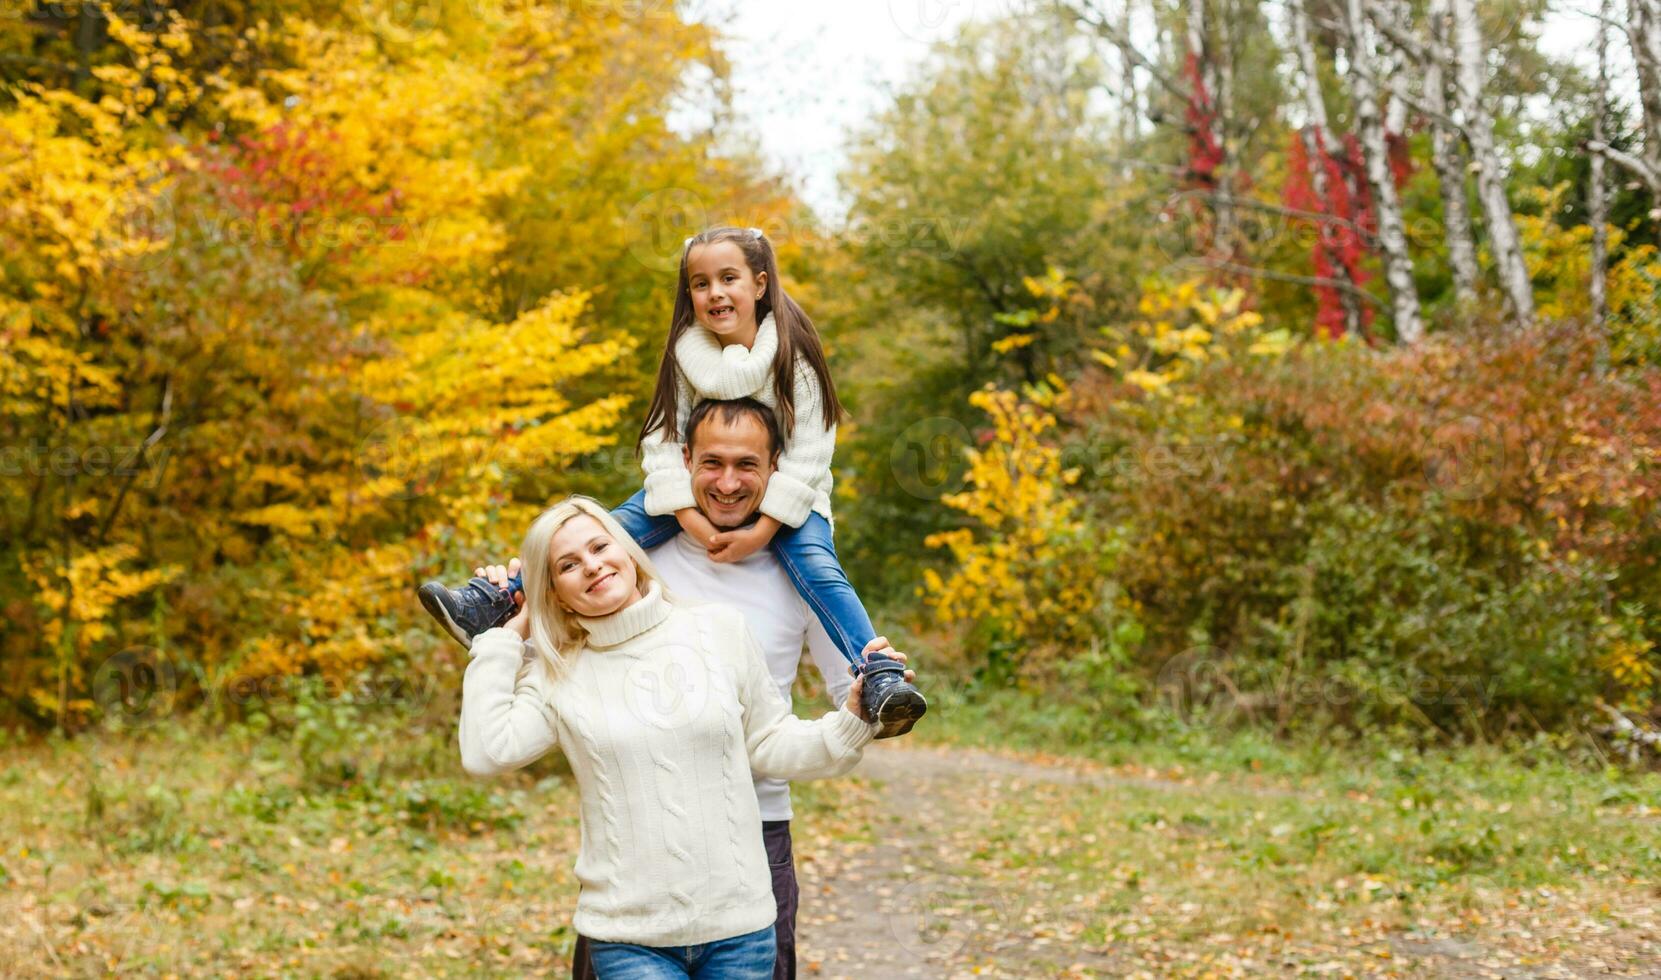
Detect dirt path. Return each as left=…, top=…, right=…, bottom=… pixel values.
left=791, top=742, right=1661, bottom=980
left=793, top=743, right=1128, bottom=979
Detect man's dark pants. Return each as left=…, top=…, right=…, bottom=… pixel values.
left=571, top=820, right=799, bottom=980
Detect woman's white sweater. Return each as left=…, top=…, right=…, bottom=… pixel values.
left=457, top=580, right=876, bottom=947
left=640, top=312, right=836, bottom=528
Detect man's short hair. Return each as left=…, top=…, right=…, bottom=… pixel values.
left=685, top=398, right=783, bottom=458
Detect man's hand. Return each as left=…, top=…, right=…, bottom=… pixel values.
left=846, top=637, right=916, bottom=722
left=477, top=558, right=529, bottom=639
left=675, top=508, right=721, bottom=549
left=708, top=515, right=780, bottom=564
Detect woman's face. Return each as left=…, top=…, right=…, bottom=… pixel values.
left=548, top=515, right=640, bottom=617
left=685, top=240, right=767, bottom=344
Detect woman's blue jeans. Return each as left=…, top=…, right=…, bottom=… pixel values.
left=589, top=924, right=775, bottom=979
left=511, top=491, right=879, bottom=669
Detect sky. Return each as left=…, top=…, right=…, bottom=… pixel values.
left=680, top=0, right=988, bottom=219
left=688, top=1, right=1616, bottom=223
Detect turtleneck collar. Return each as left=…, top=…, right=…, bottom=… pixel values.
left=576, top=579, right=672, bottom=648
left=674, top=311, right=779, bottom=400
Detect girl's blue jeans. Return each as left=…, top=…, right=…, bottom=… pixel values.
left=589, top=924, right=775, bottom=979
left=508, top=490, right=878, bottom=669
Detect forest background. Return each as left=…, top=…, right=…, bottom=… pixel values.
left=5, top=0, right=1661, bottom=974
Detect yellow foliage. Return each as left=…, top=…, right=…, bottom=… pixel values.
left=1097, top=277, right=1285, bottom=397
left=1517, top=182, right=1661, bottom=366
left=0, top=1, right=729, bottom=726
left=921, top=383, right=1107, bottom=652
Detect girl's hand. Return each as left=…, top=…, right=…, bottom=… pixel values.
left=475, top=558, right=529, bottom=639
left=709, top=516, right=779, bottom=564
left=675, top=508, right=721, bottom=548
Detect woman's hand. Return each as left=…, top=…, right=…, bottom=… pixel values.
left=845, top=637, right=916, bottom=723
left=476, top=557, right=529, bottom=639
left=709, top=516, right=779, bottom=564
left=675, top=508, right=721, bottom=548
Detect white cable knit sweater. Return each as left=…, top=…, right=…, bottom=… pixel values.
left=457, top=580, right=876, bottom=947
left=640, top=312, right=836, bottom=528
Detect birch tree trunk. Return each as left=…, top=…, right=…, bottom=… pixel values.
left=1424, top=0, right=1480, bottom=304
left=1287, top=0, right=1363, bottom=335
left=1342, top=0, right=1424, bottom=343
left=1450, top=0, right=1535, bottom=324
left=1120, top=0, right=1141, bottom=145
left=1185, top=0, right=1233, bottom=250
left=1592, top=0, right=1612, bottom=372
left=1627, top=0, right=1661, bottom=174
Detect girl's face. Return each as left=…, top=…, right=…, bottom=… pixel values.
left=685, top=240, right=768, bottom=345
left=548, top=515, right=640, bottom=618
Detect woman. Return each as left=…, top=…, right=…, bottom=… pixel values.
left=457, top=495, right=910, bottom=979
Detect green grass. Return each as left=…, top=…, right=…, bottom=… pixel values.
left=0, top=672, right=1656, bottom=977
left=887, top=670, right=1661, bottom=970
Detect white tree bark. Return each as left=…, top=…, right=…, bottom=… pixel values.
left=1450, top=0, right=1535, bottom=324
left=1119, top=0, right=1141, bottom=145
left=1342, top=0, right=1424, bottom=343
left=1185, top=0, right=1233, bottom=249
left=1627, top=0, right=1661, bottom=175
left=1592, top=0, right=1612, bottom=371
left=1287, top=0, right=1363, bottom=336
left=1424, top=0, right=1480, bottom=305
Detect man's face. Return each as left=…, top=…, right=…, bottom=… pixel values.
left=685, top=412, right=776, bottom=530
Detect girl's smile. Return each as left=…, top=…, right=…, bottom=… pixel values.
left=686, top=241, right=767, bottom=347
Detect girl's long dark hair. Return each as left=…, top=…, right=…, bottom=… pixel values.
left=637, top=226, right=845, bottom=452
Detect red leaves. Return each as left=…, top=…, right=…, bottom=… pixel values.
left=1182, top=52, right=1225, bottom=189
left=1284, top=129, right=1377, bottom=339
left=195, top=122, right=405, bottom=274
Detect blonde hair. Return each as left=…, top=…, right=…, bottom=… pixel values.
left=519, top=495, right=669, bottom=672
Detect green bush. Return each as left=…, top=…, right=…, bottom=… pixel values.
left=1070, top=319, right=1661, bottom=740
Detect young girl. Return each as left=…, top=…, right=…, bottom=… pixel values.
left=421, top=226, right=925, bottom=737
left=458, top=496, right=899, bottom=978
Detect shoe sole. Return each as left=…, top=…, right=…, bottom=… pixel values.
left=418, top=583, right=474, bottom=650
left=872, top=687, right=928, bottom=740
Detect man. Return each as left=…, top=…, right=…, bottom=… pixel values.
left=421, top=397, right=917, bottom=979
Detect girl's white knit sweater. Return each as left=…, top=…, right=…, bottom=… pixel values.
left=640, top=312, right=836, bottom=528
left=457, top=580, right=876, bottom=947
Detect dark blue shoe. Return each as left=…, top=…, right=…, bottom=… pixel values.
left=418, top=576, right=519, bottom=649
left=856, top=651, right=927, bottom=739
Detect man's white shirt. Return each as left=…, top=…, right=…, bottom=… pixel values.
left=646, top=530, right=853, bottom=821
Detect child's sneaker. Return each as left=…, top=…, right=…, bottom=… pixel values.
left=856, top=651, right=928, bottom=739
left=418, top=577, right=519, bottom=649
